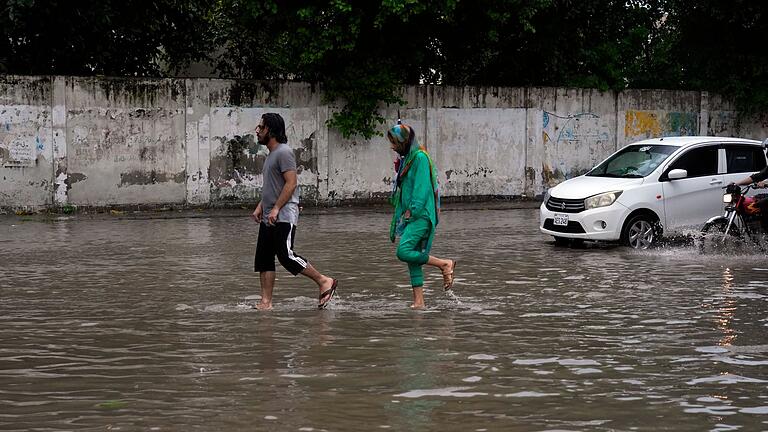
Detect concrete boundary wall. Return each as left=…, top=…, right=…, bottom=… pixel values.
left=2, top=75, right=768, bottom=210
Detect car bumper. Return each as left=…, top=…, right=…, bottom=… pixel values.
left=539, top=201, right=630, bottom=241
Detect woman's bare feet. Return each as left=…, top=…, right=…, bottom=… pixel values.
left=441, top=259, right=456, bottom=291
left=255, top=301, right=273, bottom=311
left=411, top=287, right=425, bottom=309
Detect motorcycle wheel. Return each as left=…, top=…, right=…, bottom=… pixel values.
left=699, top=219, right=742, bottom=254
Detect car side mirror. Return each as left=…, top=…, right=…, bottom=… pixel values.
left=668, top=169, right=688, bottom=180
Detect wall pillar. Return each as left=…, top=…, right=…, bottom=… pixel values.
left=699, top=91, right=709, bottom=135
left=185, top=79, right=211, bottom=205
left=52, top=77, right=68, bottom=206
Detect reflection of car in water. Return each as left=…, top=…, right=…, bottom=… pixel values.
left=540, top=137, right=767, bottom=249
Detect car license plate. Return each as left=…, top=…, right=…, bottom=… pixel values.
left=553, top=213, right=569, bottom=226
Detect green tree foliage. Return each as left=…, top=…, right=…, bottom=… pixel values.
left=0, top=0, right=213, bottom=76
left=657, top=0, right=768, bottom=111
left=433, top=0, right=668, bottom=90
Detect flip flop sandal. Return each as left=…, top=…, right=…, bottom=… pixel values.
left=318, top=279, right=338, bottom=310
left=442, top=260, right=457, bottom=291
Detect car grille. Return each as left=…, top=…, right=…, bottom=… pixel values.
left=543, top=219, right=586, bottom=234
left=546, top=197, right=585, bottom=213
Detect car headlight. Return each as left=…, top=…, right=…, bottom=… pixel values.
left=543, top=189, right=551, bottom=202
left=584, top=191, right=623, bottom=210
left=723, top=193, right=733, bottom=203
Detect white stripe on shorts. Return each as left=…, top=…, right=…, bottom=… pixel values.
left=286, top=224, right=308, bottom=268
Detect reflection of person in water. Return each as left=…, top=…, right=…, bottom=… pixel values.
left=386, top=123, right=456, bottom=309
left=385, top=314, right=457, bottom=429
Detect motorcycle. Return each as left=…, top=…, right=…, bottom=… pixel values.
left=699, top=183, right=767, bottom=253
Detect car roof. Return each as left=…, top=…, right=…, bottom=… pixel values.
left=628, top=136, right=761, bottom=148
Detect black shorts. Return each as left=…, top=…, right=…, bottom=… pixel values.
left=254, top=222, right=308, bottom=275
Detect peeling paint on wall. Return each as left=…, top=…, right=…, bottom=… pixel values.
left=296, top=133, right=318, bottom=175
left=209, top=134, right=266, bottom=190
left=207, top=106, right=320, bottom=204
left=67, top=172, right=88, bottom=185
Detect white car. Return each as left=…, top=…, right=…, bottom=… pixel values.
left=540, top=136, right=767, bottom=249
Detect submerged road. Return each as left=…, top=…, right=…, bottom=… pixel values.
left=1, top=207, right=767, bottom=430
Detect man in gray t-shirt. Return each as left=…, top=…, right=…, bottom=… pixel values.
left=260, top=143, right=300, bottom=225
left=251, top=113, right=338, bottom=311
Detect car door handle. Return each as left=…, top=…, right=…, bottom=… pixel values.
left=709, top=179, right=723, bottom=185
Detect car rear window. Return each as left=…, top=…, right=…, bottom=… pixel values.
left=726, top=145, right=767, bottom=173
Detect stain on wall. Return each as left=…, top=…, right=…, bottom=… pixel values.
left=120, top=170, right=185, bottom=187
left=65, top=94, right=187, bottom=205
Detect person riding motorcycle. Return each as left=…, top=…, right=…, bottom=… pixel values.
left=731, top=161, right=768, bottom=232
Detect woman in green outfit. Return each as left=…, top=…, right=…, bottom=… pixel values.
left=387, top=122, right=456, bottom=309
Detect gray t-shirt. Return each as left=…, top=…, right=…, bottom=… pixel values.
left=261, top=143, right=300, bottom=225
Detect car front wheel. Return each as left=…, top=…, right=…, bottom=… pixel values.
left=621, top=215, right=659, bottom=249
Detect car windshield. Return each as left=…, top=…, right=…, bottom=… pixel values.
left=586, top=144, right=678, bottom=178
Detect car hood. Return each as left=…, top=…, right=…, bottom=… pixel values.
left=549, top=176, right=644, bottom=199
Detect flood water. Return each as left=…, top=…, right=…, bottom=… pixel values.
left=1, top=207, right=767, bottom=431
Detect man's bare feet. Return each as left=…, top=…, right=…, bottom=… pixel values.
left=410, top=302, right=426, bottom=310
left=318, top=276, right=335, bottom=292
left=255, top=302, right=273, bottom=311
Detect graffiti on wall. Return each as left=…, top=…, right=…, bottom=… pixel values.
left=624, top=110, right=698, bottom=139
left=541, top=111, right=612, bottom=187
left=543, top=111, right=609, bottom=146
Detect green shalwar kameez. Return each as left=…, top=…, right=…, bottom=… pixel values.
left=390, top=142, right=440, bottom=287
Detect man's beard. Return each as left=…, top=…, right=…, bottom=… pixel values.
left=257, top=133, right=269, bottom=145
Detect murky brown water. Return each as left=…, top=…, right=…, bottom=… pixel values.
left=1, top=207, right=767, bottom=431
